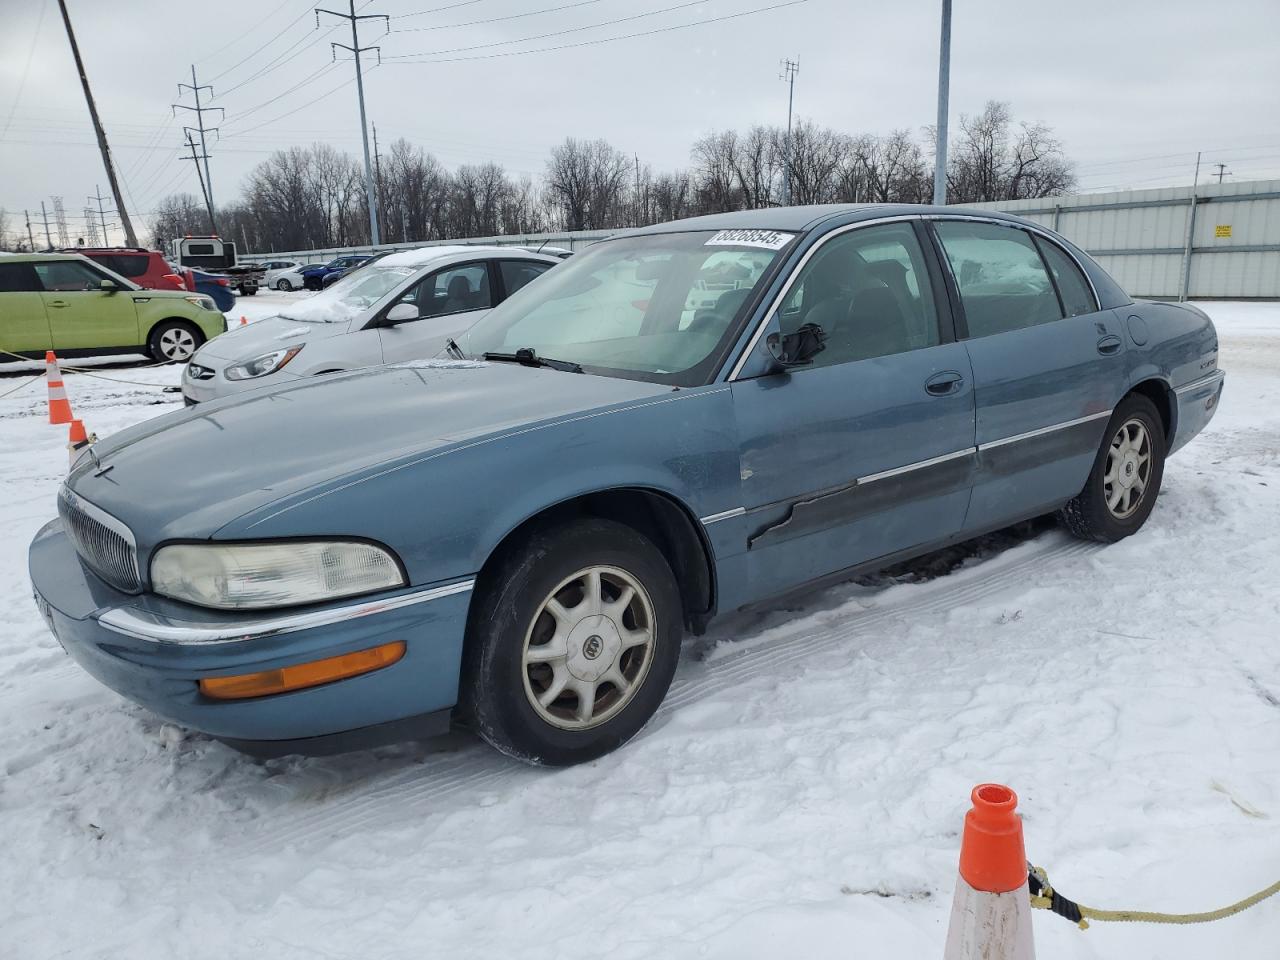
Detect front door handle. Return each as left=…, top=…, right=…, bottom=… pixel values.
left=47, top=299, right=67, bottom=309
left=925, top=370, right=964, bottom=396
left=1097, top=334, right=1122, bottom=355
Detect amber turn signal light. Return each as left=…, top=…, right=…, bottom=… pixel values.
left=198, top=640, right=406, bottom=700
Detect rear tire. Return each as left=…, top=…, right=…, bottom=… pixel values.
left=147, top=320, right=204, bottom=364
left=276, top=279, right=293, bottom=292
left=462, top=518, right=682, bottom=766
left=1059, top=393, right=1166, bottom=542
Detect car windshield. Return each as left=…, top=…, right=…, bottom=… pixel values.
left=459, top=229, right=793, bottom=385
left=278, top=265, right=417, bottom=323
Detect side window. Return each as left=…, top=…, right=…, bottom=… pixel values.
left=33, top=260, right=105, bottom=292
left=934, top=221, right=1061, bottom=338
left=499, top=260, right=551, bottom=298
left=1035, top=237, right=1097, bottom=318
left=403, top=264, right=492, bottom=318
left=778, top=222, right=940, bottom=368
left=0, top=263, right=42, bottom=292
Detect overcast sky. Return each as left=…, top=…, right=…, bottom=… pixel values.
left=2, top=0, right=1278, bottom=245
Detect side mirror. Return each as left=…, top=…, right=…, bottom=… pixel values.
left=382, top=302, right=420, bottom=326
left=766, top=322, right=827, bottom=369
left=99, top=279, right=118, bottom=293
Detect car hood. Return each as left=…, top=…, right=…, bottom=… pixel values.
left=66, top=361, right=671, bottom=548
left=195, top=315, right=353, bottom=362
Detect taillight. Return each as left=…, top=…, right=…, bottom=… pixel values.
left=216, top=277, right=230, bottom=286
left=161, top=273, right=186, bottom=290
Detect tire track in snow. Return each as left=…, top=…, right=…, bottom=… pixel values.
left=235, top=532, right=1098, bottom=856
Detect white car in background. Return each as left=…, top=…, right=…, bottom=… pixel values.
left=182, top=246, right=559, bottom=404
left=261, top=259, right=308, bottom=291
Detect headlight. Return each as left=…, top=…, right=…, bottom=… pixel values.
left=184, top=295, right=218, bottom=311
left=150, top=541, right=406, bottom=609
left=225, top=346, right=303, bottom=380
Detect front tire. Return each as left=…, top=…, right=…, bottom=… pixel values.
left=276, top=278, right=293, bottom=291
left=462, top=518, right=683, bottom=766
left=147, top=320, right=204, bottom=363
left=1060, top=393, right=1166, bottom=542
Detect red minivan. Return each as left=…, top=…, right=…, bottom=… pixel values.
left=67, top=247, right=192, bottom=292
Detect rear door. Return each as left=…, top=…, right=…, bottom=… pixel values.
left=496, top=259, right=553, bottom=303
left=34, top=259, right=141, bottom=352
left=730, top=220, right=977, bottom=599
left=929, top=218, right=1125, bottom=531
left=377, top=260, right=495, bottom=361
left=0, top=262, right=53, bottom=355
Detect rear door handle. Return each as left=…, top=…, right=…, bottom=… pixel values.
left=925, top=370, right=964, bottom=396
left=1097, top=334, right=1122, bottom=355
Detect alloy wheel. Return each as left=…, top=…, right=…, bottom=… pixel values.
left=1104, top=417, right=1152, bottom=519
left=521, top=565, right=656, bottom=730
left=158, top=327, right=197, bottom=362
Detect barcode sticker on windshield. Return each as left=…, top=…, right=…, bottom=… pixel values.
left=704, top=229, right=796, bottom=250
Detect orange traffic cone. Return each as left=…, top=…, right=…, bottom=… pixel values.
left=68, top=419, right=96, bottom=470
left=240, top=315, right=249, bottom=326
left=943, top=784, right=1035, bottom=960
left=46, top=351, right=73, bottom=425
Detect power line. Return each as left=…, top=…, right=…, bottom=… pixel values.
left=385, top=0, right=705, bottom=58
left=205, top=0, right=317, bottom=83
left=384, top=0, right=811, bottom=65
left=392, top=0, right=605, bottom=33
left=220, top=62, right=341, bottom=130
left=0, top=0, right=50, bottom=142
left=390, top=0, right=483, bottom=20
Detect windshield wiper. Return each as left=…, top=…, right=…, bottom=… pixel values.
left=445, top=337, right=469, bottom=360
left=483, top=347, right=583, bottom=374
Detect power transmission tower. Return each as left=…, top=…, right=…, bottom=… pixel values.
left=173, top=66, right=223, bottom=222
left=82, top=207, right=102, bottom=245
left=933, top=0, right=953, bottom=205
left=779, top=58, right=799, bottom=206
left=1212, top=162, right=1231, bottom=184
left=319, top=2, right=389, bottom=245
left=52, top=196, right=69, bottom=247
left=182, top=131, right=218, bottom=233
left=40, top=201, right=53, bottom=249
left=89, top=184, right=112, bottom=244
left=56, top=0, right=137, bottom=246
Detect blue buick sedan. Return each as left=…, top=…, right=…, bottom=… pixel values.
left=30, top=205, right=1225, bottom=765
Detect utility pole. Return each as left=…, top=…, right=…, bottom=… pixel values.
left=779, top=58, right=798, bottom=206
left=40, top=201, right=53, bottom=249
left=182, top=130, right=218, bottom=233
left=1178, top=151, right=1202, bottom=302
left=25, top=210, right=36, bottom=252
left=56, top=0, right=138, bottom=245
left=89, top=184, right=111, bottom=244
left=319, top=2, right=389, bottom=245
left=372, top=121, right=384, bottom=236
left=1212, top=162, right=1231, bottom=184
left=933, top=0, right=953, bottom=206
left=634, top=153, right=641, bottom=226
left=173, top=66, right=223, bottom=223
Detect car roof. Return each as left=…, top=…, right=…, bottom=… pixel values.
left=0, top=252, right=96, bottom=264
left=374, top=245, right=559, bottom=268
left=619, top=203, right=1048, bottom=236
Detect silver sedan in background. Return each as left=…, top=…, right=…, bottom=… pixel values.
left=182, top=246, right=559, bottom=404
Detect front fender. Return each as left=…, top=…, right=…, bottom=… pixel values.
left=218, top=385, right=742, bottom=587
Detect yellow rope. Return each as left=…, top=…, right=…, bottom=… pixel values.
left=1030, top=866, right=1280, bottom=929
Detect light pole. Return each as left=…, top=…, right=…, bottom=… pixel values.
left=933, top=0, right=952, bottom=206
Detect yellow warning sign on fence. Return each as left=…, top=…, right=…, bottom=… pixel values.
left=1215, top=224, right=1232, bottom=238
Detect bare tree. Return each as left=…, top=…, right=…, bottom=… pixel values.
left=944, top=101, right=1075, bottom=202
left=545, top=137, right=630, bottom=230
left=150, top=193, right=208, bottom=250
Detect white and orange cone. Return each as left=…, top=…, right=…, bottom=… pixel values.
left=67, top=419, right=96, bottom=470
left=943, top=784, right=1035, bottom=960
left=45, top=351, right=73, bottom=425
left=239, top=315, right=248, bottom=326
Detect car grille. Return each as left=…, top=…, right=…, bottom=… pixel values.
left=57, top=490, right=142, bottom=594
left=186, top=362, right=215, bottom=380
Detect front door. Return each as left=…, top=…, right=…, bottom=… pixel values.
left=377, top=261, right=495, bottom=361
left=929, top=219, right=1127, bottom=531
left=0, top=261, right=53, bottom=355
left=34, top=259, right=140, bottom=352
left=731, top=221, right=978, bottom=600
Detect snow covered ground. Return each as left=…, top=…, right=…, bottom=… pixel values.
left=1, top=300, right=1277, bottom=959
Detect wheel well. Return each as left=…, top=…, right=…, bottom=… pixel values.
left=146, top=317, right=203, bottom=343
left=479, top=488, right=717, bottom=634
left=1128, top=378, right=1174, bottom=442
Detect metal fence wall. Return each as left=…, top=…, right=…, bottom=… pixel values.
left=248, top=179, right=1280, bottom=300
left=960, top=178, right=1280, bottom=299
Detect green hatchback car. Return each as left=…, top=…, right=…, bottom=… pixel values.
left=0, top=253, right=227, bottom=364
